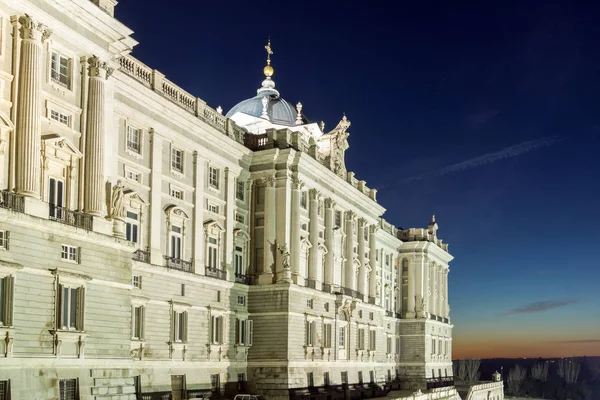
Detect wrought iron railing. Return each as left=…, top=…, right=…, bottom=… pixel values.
left=234, top=273, right=249, bottom=284
left=0, top=191, right=24, bottom=213
left=132, top=249, right=150, bottom=263
left=164, top=256, right=192, bottom=272
left=342, top=287, right=364, bottom=301
left=205, top=266, right=227, bottom=281
left=49, top=204, right=93, bottom=230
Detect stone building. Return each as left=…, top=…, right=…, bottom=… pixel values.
left=0, top=0, right=454, bottom=399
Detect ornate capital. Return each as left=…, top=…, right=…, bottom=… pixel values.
left=324, top=198, right=336, bottom=209
left=370, top=224, right=379, bottom=235
left=259, top=175, right=276, bottom=187
left=309, top=188, right=321, bottom=201
left=291, top=176, right=304, bottom=190
left=345, top=210, right=356, bottom=222
left=18, top=14, right=51, bottom=42
left=88, top=56, right=114, bottom=79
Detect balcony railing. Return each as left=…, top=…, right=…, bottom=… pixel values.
left=205, top=266, right=227, bottom=281
left=426, top=377, right=454, bottom=389
left=132, top=249, right=150, bottom=263
left=0, top=191, right=24, bottom=213
left=234, top=273, right=249, bottom=284
left=164, top=256, right=192, bottom=273
left=49, top=204, right=93, bottom=230
left=342, top=287, right=364, bottom=301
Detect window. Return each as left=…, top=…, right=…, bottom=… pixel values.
left=396, top=337, right=401, bottom=355
left=132, top=305, right=145, bottom=340
left=369, top=312, right=374, bottom=321
left=0, top=230, right=9, bottom=250
left=126, top=126, right=141, bottom=154
left=216, top=291, right=221, bottom=302
left=0, top=380, right=9, bottom=400
left=132, top=275, right=142, bottom=289
left=181, top=284, right=186, bottom=296
left=61, top=245, right=79, bottom=263
left=335, top=211, right=342, bottom=228
left=58, top=284, right=84, bottom=331
left=323, top=323, right=332, bottom=348
left=170, top=225, right=182, bottom=259
left=431, top=338, right=436, bottom=354
left=369, top=330, right=376, bottom=351
left=236, top=319, right=253, bottom=346
left=236, top=180, right=244, bottom=201
left=237, top=295, right=245, bottom=305
left=209, top=167, right=219, bottom=189
left=235, top=213, right=244, bottom=224
left=49, top=177, right=65, bottom=213
left=210, top=374, right=220, bottom=393
left=172, top=310, right=188, bottom=343
left=339, top=326, right=346, bottom=348
left=211, top=315, right=224, bottom=344
left=341, top=372, right=348, bottom=385
left=50, top=109, right=69, bottom=126
left=300, top=191, right=307, bottom=209
left=444, top=340, right=448, bottom=355
left=171, top=148, right=183, bottom=173
left=59, top=379, right=77, bottom=400
left=387, top=336, right=392, bottom=354
left=237, top=374, right=245, bottom=391
left=357, top=328, right=365, bottom=350
left=305, top=320, right=316, bottom=346
left=234, top=246, right=244, bottom=275
left=324, top=372, right=330, bottom=387
left=51, top=52, right=70, bottom=88
left=307, top=372, right=314, bottom=388
left=370, top=371, right=375, bottom=384
left=387, top=370, right=392, bottom=383
left=208, top=204, right=219, bottom=214
left=125, top=167, right=141, bottom=183
left=255, top=217, right=264, bottom=227
left=126, top=211, right=139, bottom=244
left=306, top=299, right=313, bottom=309
left=358, top=371, right=363, bottom=384
left=0, top=276, right=15, bottom=327
left=358, top=310, right=362, bottom=318
left=207, top=237, right=218, bottom=269
left=171, top=188, right=183, bottom=200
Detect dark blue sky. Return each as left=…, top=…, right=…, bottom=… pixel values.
left=117, top=0, right=600, bottom=357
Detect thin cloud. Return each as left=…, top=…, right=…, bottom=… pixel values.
left=401, top=135, right=564, bottom=183
left=500, top=299, right=578, bottom=317
left=549, top=339, right=600, bottom=344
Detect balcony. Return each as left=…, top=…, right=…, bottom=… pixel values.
left=164, top=256, right=192, bottom=273
left=0, top=191, right=24, bottom=213
left=49, top=204, right=93, bottom=230
left=342, top=287, right=364, bottom=301
left=234, top=273, right=249, bottom=284
left=205, top=266, right=227, bottom=281
left=132, top=249, right=150, bottom=263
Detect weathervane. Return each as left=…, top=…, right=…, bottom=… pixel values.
left=265, top=38, right=273, bottom=65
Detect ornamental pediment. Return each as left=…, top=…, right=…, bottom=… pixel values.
left=204, top=219, right=225, bottom=236
left=124, top=189, right=148, bottom=207
left=42, top=134, right=83, bottom=160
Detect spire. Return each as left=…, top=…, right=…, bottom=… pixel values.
left=257, top=39, right=279, bottom=97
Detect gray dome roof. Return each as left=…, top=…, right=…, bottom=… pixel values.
left=226, top=77, right=309, bottom=126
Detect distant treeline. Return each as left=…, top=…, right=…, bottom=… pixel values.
left=460, top=357, right=600, bottom=400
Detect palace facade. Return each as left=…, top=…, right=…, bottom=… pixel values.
left=0, top=1, right=456, bottom=399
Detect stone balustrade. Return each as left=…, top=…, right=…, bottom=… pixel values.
left=117, top=55, right=245, bottom=144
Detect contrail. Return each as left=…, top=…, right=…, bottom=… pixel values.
left=401, top=135, right=565, bottom=183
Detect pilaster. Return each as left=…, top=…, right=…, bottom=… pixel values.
left=437, top=265, right=443, bottom=317
left=323, top=198, right=335, bottom=286
left=149, top=130, right=163, bottom=265
left=406, top=256, right=416, bottom=319
left=290, top=178, right=303, bottom=282
left=344, top=211, right=356, bottom=290
left=357, top=218, right=367, bottom=296
left=224, top=168, right=235, bottom=278
left=15, top=15, right=51, bottom=198
left=84, top=56, right=112, bottom=217
left=258, top=176, right=276, bottom=284
left=415, top=254, right=427, bottom=318
left=275, top=174, right=292, bottom=283
left=307, top=188, right=320, bottom=284
left=368, top=225, right=378, bottom=303
left=429, top=262, right=436, bottom=316
left=193, top=152, right=206, bottom=274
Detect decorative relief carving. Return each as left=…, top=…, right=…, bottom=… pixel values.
left=109, top=180, right=126, bottom=219
left=291, top=176, right=304, bottom=190
left=277, top=243, right=291, bottom=270
left=88, top=55, right=114, bottom=79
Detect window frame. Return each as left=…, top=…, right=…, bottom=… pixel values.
left=126, top=125, right=142, bottom=155
left=0, top=275, right=15, bottom=327
left=132, top=305, right=145, bottom=340
left=125, top=211, right=140, bottom=244
left=236, top=318, right=253, bottom=346
left=211, top=314, right=224, bottom=345
left=61, top=244, right=79, bottom=264
left=208, top=166, right=220, bottom=190
left=172, top=309, right=188, bottom=343
left=58, top=378, right=78, bottom=400
left=50, top=51, right=71, bottom=89
left=236, top=179, right=244, bottom=201
left=57, top=283, right=85, bottom=331
left=171, top=147, right=184, bottom=174
left=0, top=230, right=9, bottom=251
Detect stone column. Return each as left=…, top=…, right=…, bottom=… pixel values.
left=275, top=175, right=292, bottom=284
left=357, top=218, right=367, bottom=296
left=444, top=267, right=450, bottom=318
left=193, top=153, right=205, bottom=274
left=149, top=130, right=163, bottom=265
left=258, top=176, right=276, bottom=284
left=428, top=262, right=435, bottom=316
left=368, top=225, right=377, bottom=302
left=84, top=56, right=112, bottom=216
left=307, top=188, right=319, bottom=284
left=344, top=211, right=356, bottom=291
left=290, top=179, right=303, bottom=282
left=323, top=199, right=335, bottom=286
left=15, top=15, right=50, bottom=197
left=406, top=257, right=416, bottom=319
left=438, top=266, right=444, bottom=317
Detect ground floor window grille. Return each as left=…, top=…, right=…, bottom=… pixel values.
left=0, top=380, right=8, bottom=400
left=59, top=379, right=77, bottom=400
left=211, top=374, right=220, bottom=392
left=341, top=372, right=348, bottom=385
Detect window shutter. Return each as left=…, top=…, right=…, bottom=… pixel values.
left=77, top=247, right=81, bottom=264
left=182, top=311, right=188, bottom=342
left=171, top=310, right=176, bottom=342
left=311, top=322, right=316, bottom=347
left=5, top=230, right=9, bottom=250
left=57, top=283, right=63, bottom=329
left=305, top=320, right=309, bottom=346
left=235, top=319, right=240, bottom=345
left=247, top=320, right=253, bottom=346
left=4, top=276, right=14, bottom=326
left=77, top=287, right=85, bottom=331
left=218, top=316, right=223, bottom=344
left=140, top=306, right=145, bottom=340
left=131, top=306, right=135, bottom=338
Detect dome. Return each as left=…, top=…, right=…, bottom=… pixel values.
left=226, top=93, right=309, bottom=126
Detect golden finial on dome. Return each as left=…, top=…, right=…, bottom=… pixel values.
left=264, top=39, right=274, bottom=77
